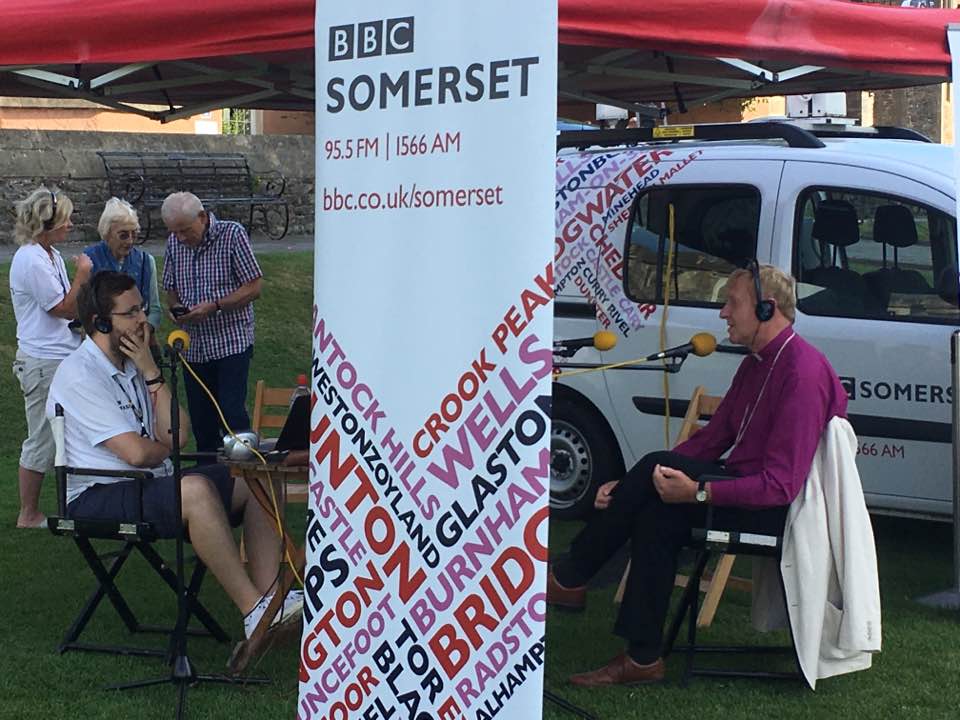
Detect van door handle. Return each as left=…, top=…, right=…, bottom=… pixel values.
left=716, top=343, right=749, bottom=355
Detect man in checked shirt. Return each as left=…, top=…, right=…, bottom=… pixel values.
left=161, top=192, right=263, bottom=452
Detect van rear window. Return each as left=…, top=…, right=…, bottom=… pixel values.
left=794, top=188, right=959, bottom=325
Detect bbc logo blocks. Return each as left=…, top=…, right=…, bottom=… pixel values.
left=329, top=17, right=415, bottom=61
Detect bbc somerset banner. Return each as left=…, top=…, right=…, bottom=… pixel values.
left=300, top=4, right=557, bottom=719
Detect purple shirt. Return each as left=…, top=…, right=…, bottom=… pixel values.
left=674, top=326, right=847, bottom=509
left=162, top=213, right=262, bottom=363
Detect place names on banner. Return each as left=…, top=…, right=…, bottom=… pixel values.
left=301, top=283, right=552, bottom=719
left=553, top=148, right=703, bottom=336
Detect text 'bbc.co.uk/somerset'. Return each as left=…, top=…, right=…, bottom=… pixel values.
left=322, top=183, right=504, bottom=212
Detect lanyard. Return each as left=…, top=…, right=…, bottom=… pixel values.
left=112, top=375, right=149, bottom=438
left=732, top=332, right=796, bottom=450
left=46, top=250, right=68, bottom=296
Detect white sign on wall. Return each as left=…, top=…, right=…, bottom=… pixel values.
left=300, top=3, right=557, bottom=719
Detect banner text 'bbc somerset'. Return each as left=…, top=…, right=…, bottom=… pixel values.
left=325, top=16, right=540, bottom=113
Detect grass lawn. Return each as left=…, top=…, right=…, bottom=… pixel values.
left=2, top=250, right=960, bottom=719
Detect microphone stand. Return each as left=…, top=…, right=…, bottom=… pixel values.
left=109, top=341, right=267, bottom=719
left=553, top=350, right=689, bottom=374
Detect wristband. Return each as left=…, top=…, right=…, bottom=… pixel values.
left=145, top=374, right=165, bottom=386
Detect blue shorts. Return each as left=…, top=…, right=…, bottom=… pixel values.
left=67, top=464, right=242, bottom=539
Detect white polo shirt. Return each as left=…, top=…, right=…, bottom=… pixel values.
left=46, top=338, right=172, bottom=504
left=10, top=243, right=81, bottom=359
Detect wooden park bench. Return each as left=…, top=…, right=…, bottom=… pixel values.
left=98, top=151, right=289, bottom=240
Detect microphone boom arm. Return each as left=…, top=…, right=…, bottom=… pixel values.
left=554, top=354, right=687, bottom=374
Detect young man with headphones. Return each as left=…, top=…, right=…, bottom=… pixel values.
left=547, top=263, right=849, bottom=687
left=46, top=271, right=301, bottom=639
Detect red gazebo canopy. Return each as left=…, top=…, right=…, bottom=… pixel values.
left=0, top=0, right=955, bottom=121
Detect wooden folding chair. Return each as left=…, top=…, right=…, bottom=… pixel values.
left=614, top=386, right=750, bottom=627
left=251, top=379, right=308, bottom=503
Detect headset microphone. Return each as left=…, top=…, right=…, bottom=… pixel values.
left=645, top=332, right=717, bottom=361
left=166, top=329, right=190, bottom=352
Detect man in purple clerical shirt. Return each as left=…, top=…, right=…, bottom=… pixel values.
left=547, top=264, right=848, bottom=687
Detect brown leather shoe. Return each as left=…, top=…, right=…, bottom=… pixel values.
left=546, top=569, right=586, bottom=611
left=569, top=653, right=665, bottom=687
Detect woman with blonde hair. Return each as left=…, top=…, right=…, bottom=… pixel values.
left=9, top=186, right=92, bottom=528
left=84, top=197, right=161, bottom=329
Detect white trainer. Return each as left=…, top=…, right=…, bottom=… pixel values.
left=243, top=589, right=304, bottom=640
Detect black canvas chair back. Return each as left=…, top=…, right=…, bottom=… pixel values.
left=47, top=404, right=229, bottom=659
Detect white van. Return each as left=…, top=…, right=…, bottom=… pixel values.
left=551, top=122, right=958, bottom=520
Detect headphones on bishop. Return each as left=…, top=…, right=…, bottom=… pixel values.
left=42, top=190, right=58, bottom=231
left=90, top=272, right=113, bottom=335
left=748, top=259, right=775, bottom=322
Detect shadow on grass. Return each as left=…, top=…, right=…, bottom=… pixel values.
left=543, top=514, right=960, bottom=720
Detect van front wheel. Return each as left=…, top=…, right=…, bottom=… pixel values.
left=550, top=398, right=619, bottom=520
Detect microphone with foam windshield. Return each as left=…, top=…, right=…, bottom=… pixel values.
left=645, top=332, right=717, bottom=362
left=167, top=329, right=191, bottom=352
left=554, top=330, right=618, bottom=357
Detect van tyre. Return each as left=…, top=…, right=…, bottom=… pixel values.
left=550, top=396, right=621, bottom=520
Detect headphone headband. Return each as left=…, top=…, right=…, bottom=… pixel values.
left=749, top=260, right=775, bottom=322
left=42, top=190, right=58, bottom=232
left=90, top=271, right=113, bottom=335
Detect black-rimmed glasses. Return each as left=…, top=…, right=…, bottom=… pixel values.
left=111, top=305, right=148, bottom=320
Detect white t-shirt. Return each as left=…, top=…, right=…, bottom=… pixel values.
left=10, top=243, right=81, bottom=359
left=46, top=338, right=172, bottom=504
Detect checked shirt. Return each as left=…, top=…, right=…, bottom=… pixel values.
left=162, top=213, right=262, bottom=363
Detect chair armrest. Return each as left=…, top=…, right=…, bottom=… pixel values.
left=699, top=474, right=734, bottom=485
left=66, top=467, right=154, bottom=481
left=180, top=452, right=219, bottom=463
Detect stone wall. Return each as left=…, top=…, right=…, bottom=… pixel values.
left=0, top=130, right=315, bottom=245
left=872, top=85, right=943, bottom=143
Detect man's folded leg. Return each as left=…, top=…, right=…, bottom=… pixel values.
left=564, top=455, right=727, bottom=686
left=548, top=450, right=680, bottom=611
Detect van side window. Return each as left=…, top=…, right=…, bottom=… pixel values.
left=623, top=185, right=760, bottom=305
left=795, top=188, right=959, bottom=324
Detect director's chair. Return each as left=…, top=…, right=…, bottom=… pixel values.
left=662, top=486, right=801, bottom=686
left=47, top=404, right=229, bottom=659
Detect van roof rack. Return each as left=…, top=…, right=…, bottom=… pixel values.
left=557, top=122, right=825, bottom=151
left=807, top=126, right=932, bottom=143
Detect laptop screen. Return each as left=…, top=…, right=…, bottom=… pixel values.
left=274, top=394, right=311, bottom=452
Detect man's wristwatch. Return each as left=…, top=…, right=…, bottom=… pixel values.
left=695, top=479, right=708, bottom=504
left=214, top=299, right=223, bottom=314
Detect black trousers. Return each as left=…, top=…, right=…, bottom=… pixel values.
left=554, top=450, right=788, bottom=653
left=182, top=346, right=253, bottom=452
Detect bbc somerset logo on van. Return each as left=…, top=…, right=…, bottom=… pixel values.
left=840, top=376, right=952, bottom=404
